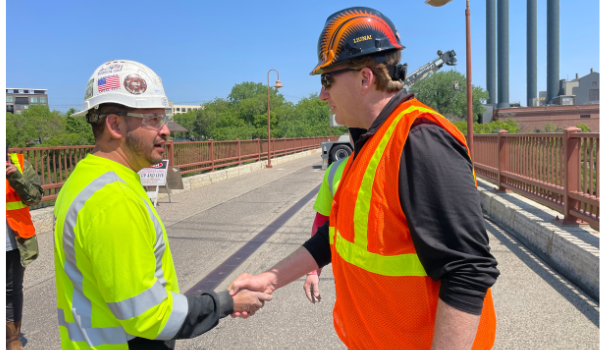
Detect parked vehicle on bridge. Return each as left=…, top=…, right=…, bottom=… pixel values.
left=321, top=49, right=458, bottom=166
left=321, top=133, right=352, bottom=165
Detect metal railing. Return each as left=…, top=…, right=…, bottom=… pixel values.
left=7, top=145, right=95, bottom=202
left=9, top=136, right=338, bottom=203
left=473, top=127, right=599, bottom=229
left=167, top=136, right=338, bottom=175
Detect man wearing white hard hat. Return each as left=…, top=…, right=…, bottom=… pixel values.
left=54, top=60, right=271, bottom=349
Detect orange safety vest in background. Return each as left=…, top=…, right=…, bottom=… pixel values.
left=6, top=153, right=36, bottom=239
left=329, top=99, right=496, bottom=350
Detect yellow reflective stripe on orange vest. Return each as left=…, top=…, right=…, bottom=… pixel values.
left=329, top=225, right=336, bottom=245
left=334, top=104, right=469, bottom=277
left=7, top=201, right=28, bottom=210
left=7, top=153, right=28, bottom=211
left=332, top=229, right=427, bottom=276
left=353, top=105, right=423, bottom=251
left=9, top=153, right=23, bottom=174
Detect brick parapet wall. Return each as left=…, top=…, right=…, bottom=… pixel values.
left=495, top=104, right=599, bottom=132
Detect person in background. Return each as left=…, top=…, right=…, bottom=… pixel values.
left=6, top=147, right=43, bottom=350
left=303, top=128, right=365, bottom=303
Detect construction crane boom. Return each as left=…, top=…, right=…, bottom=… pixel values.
left=403, top=50, right=458, bottom=89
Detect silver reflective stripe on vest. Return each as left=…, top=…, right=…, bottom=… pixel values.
left=142, top=198, right=189, bottom=340
left=143, top=199, right=167, bottom=287
left=328, top=159, right=344, bottom=197
left=107, top=279, right=168, bottom=320
left=58, top=308, right=133, bottom=346
left=61, top=171, right=129, bottom=345
left=156, top=292, right=189, bottom=340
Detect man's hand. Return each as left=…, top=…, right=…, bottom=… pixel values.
left=6, top=162, right=18, bottom=178
left=231, top=289, right=273, bottom=319
left=227, top=248, right=320, bottom=317
left=228, top=272, right=277, bottom=296
left=228, top=272, right=277, bottom=318
left=303, top=275, right=321, bottom=303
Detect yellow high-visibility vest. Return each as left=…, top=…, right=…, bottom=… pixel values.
left=54, top=154, right=187, bottom=349
left=313, top=157, right=348, bottom=216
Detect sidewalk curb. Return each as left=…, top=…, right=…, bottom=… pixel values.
left=159, top=149, right=320, bottom=198
left=477, top=179, right=599, bottom=300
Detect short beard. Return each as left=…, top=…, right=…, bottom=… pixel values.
left=125, top=130, right=161, bottom=166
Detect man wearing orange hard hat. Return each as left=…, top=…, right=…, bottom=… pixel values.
left=230, top=7, right=499, bottom=350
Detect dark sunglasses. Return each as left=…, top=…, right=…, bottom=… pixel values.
left=321, top=68, right=361, bottom=90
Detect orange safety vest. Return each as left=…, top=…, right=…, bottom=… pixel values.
left=6, top=153, right=36, bottom=239
left=329, top=99, right=496, bottom=350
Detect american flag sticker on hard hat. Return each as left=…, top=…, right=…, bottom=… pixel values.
left=98, top=75, right=120, bottom=93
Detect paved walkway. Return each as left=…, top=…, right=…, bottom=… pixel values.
left=19, top=154, right=599, bottom=349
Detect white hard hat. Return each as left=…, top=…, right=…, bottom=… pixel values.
left=71, top=60, right=169, bottom=118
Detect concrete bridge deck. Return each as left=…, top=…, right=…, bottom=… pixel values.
left=20, top=154, right=599, bottom=349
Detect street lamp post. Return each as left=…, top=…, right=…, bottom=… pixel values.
left=426, top=0, right=474, bottom=154
left=465, top=0, right=473, bottom=155
left=266, top=69, right=283, bottom=169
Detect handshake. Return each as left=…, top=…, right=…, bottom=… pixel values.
left=226, top=247, right=321, bottom=318
left=227, top=272, right=277, bottom=319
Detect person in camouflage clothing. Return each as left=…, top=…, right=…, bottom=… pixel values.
left=6, top=148, right=42, bottom=350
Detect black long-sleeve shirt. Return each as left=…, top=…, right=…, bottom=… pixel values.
left=303, top=89, right=499, bottom=315
left=128, top=291, right=233, bottom=350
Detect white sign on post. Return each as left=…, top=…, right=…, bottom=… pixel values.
left=139, top=160, right=171, bottom=206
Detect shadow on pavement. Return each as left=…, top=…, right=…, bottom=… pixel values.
left=486, top=220, right=599, bottom=327
left=20, top=333, right=28, bottom=347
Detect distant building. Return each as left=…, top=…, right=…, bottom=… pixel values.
left=6, top=88, right=48, bottom=114
left=171, top=103, right=203, bottom=116
left=494, top=103, right=599, bottom=132
left=555, top=69, right=599, bottom=105
left=166, top=101, right=174, bottom=118
left=537, top=91, right=547, bottom=106
left=164, top=101, right=203, bottom=117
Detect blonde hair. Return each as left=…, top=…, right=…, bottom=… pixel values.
left=345, top=50, right=403, bottom=92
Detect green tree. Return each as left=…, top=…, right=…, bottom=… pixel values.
left=44, top=117, right=94, bottom=146
left=409, top=70, right=488, bottom=121
left=227, top=81, right=293, bottom=139
left=20, top=105, right=66, bottom=144
left=453, top=119, right=519, bottom=134
left=173, top=110, right=199, bottom=140
left=6, top=113, right=37, bottom=148
left=210, top=113, right=255, bottom=140
left=576, top=123, right=592, bottom=132
left=65, top=108, right=77, bottom=117
left=7, top=106, right=95, bottom=147
left=64, top=114, right=94, bottom=145
left=542, top=123, right=558, bottom=133
left=195, top=98, right=237, bottom=140
left=280, top=93, right=346, bottom=137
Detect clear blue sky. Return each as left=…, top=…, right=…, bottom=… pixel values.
left=7, top=0, right=599, bottom=112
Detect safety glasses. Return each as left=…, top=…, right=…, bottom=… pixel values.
left=321, top=68, right=361, bottom=90
left=99, top=113, right=171, bottom=129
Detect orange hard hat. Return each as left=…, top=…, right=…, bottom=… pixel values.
left=310, top=7, right=405, bottom=75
